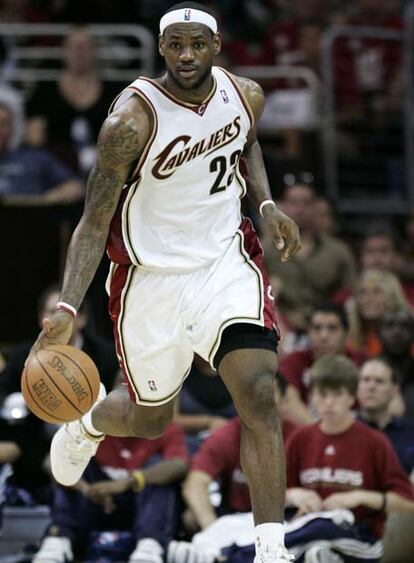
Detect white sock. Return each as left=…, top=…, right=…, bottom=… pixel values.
left=81, top=383, right=106, bottom=438
left=255, top=523, right=285, bottom=553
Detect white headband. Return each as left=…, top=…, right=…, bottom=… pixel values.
left=160, top=8, right=218, bottom=35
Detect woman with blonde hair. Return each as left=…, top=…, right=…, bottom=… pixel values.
left=347, top=269, right=412, bottom=357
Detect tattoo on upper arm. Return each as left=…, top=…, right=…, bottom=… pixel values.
left=84, top=117, right=142, bottom=217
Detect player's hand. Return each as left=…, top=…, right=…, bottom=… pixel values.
left=322, top=491, right=363, bottom=510
left=262, top=205, right=301, bottom=262
left=29, top=310, right=74, bottom=358
left=287, top=487, right=323, bottom=515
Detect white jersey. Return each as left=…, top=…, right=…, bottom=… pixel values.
left=107, top=66, right=253, bottom=272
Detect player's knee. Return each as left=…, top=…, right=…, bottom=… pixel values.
left=237, top=371, right=278, bottom=428
left=130, top=407, right=173, bottom=439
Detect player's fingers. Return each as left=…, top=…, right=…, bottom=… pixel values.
left=272, top=224, right=284, bottom=250
left=282, top=227, right=301, bottom=262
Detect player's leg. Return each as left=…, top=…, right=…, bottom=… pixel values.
left=218, top=348, right=288, bottom=558
left=92, top=384, right=175, bottom=438
left=218, top=347, right=283, bottom=523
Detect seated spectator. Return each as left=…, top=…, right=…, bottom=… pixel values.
left=33, top=416, right=188, bottom=563
left=174, top=355, right=236, bottom=454
left=0, top=284, right=119, bottom=399
left=284, top=354, right=414, bottom=562
left=358, top=358, right=414, bottom=478
left=347, top=269, right=411, bottom=357
left=343, top=0, right=403, bottom=113
left=26, top=25, right=121, bottom=177
left=279, top=303, right=365, bottom=425
left=0, top=391, right=51, bottom=504
left=264, top=0, right=331, bottom=66
left=181, top=373, right=295, bottom=530
left=0, top=101, right=82, bottom=204
left=359, top=226, right=414, bottom=307
left=378, top=310, right=414, bottom=417
left=263, top=180, right=357, bottom=329
left=313, top=195, right=339, bottom=237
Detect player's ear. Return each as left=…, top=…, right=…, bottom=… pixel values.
left=159, top=34, right=165, bottom=57
left=213, top=32, right=222, bottom=56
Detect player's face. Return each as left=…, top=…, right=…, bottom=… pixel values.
left=160, top=24, right=221, bottom=91
left=357, top=361, right=395, bottom=411
left=312, top=386, right=354, bottom=421
left=309, top=313, right=346, bottom=357
left=0, top=107, right=12, bottom=152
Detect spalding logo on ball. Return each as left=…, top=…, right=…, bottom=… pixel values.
left=21, top=345, right=101, bottom=424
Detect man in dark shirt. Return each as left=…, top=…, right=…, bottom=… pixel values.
left=378, top=310, right=414, bottom=417
left=358, top=358, right=414, bottom=479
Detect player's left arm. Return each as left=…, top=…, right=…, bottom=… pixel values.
left=234, top=75, right=301, bottom=262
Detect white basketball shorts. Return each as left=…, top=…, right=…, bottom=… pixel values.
left=107, top=218, right=279, bottom=405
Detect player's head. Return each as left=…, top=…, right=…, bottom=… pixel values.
left=309, top=354, right=358, bottom=421
left=159, top=2, right=221, bottom=91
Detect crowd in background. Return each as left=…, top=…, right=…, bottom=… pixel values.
left=1, top=0, right=414, bottom=562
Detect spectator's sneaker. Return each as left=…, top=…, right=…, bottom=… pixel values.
left=167, top=540, right=220, bottom=563
left=254, top=546, right=294, bottom=563
left=50, top=384, right=106, bottom=486
left=129, top=538, right=164, bottom=563
left=305, top=546, right=344, bottom=563
left=32, top=536, right=73, bottom=563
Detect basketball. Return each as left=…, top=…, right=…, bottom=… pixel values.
left=21, top=345, right=100, bottom=424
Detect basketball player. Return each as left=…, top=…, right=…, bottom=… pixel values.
left=30, top=3, right=300, bottom=561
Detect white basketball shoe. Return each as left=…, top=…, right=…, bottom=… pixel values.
left=50, top=383, right=106, bottom=486
left=254, top=546, right=295, bottom=563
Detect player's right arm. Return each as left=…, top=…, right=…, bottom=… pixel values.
left=31, top=96, right=152, bottom=351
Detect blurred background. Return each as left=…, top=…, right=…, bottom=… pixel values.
left=1, top=3, right=414, bottom=562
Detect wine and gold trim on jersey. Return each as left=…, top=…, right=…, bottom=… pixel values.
left=219, top=67, right=255, bottom=128
left=139, top=75, right=217, bottom=115
left=125, top=87, right=158, bottom=183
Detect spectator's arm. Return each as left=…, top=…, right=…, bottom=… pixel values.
left=284, top=385, right=315, bottom=425
left=386, top=491, right=414, bottom=513
left=141, top=458, right=188, bottom=486
left=2, top=180, right=82, bottom=206
left=182, top=469, right=217, bottom=529
left=42, top=180, right=83, bottom=204
left=323, top=490, right=414, bottom=513
left=0, top=441, right=21, bottom=463
left=174, top=400, right=228, bottom=433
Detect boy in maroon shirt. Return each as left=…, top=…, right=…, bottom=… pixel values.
left=285, top=354, right=414, bottom=562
